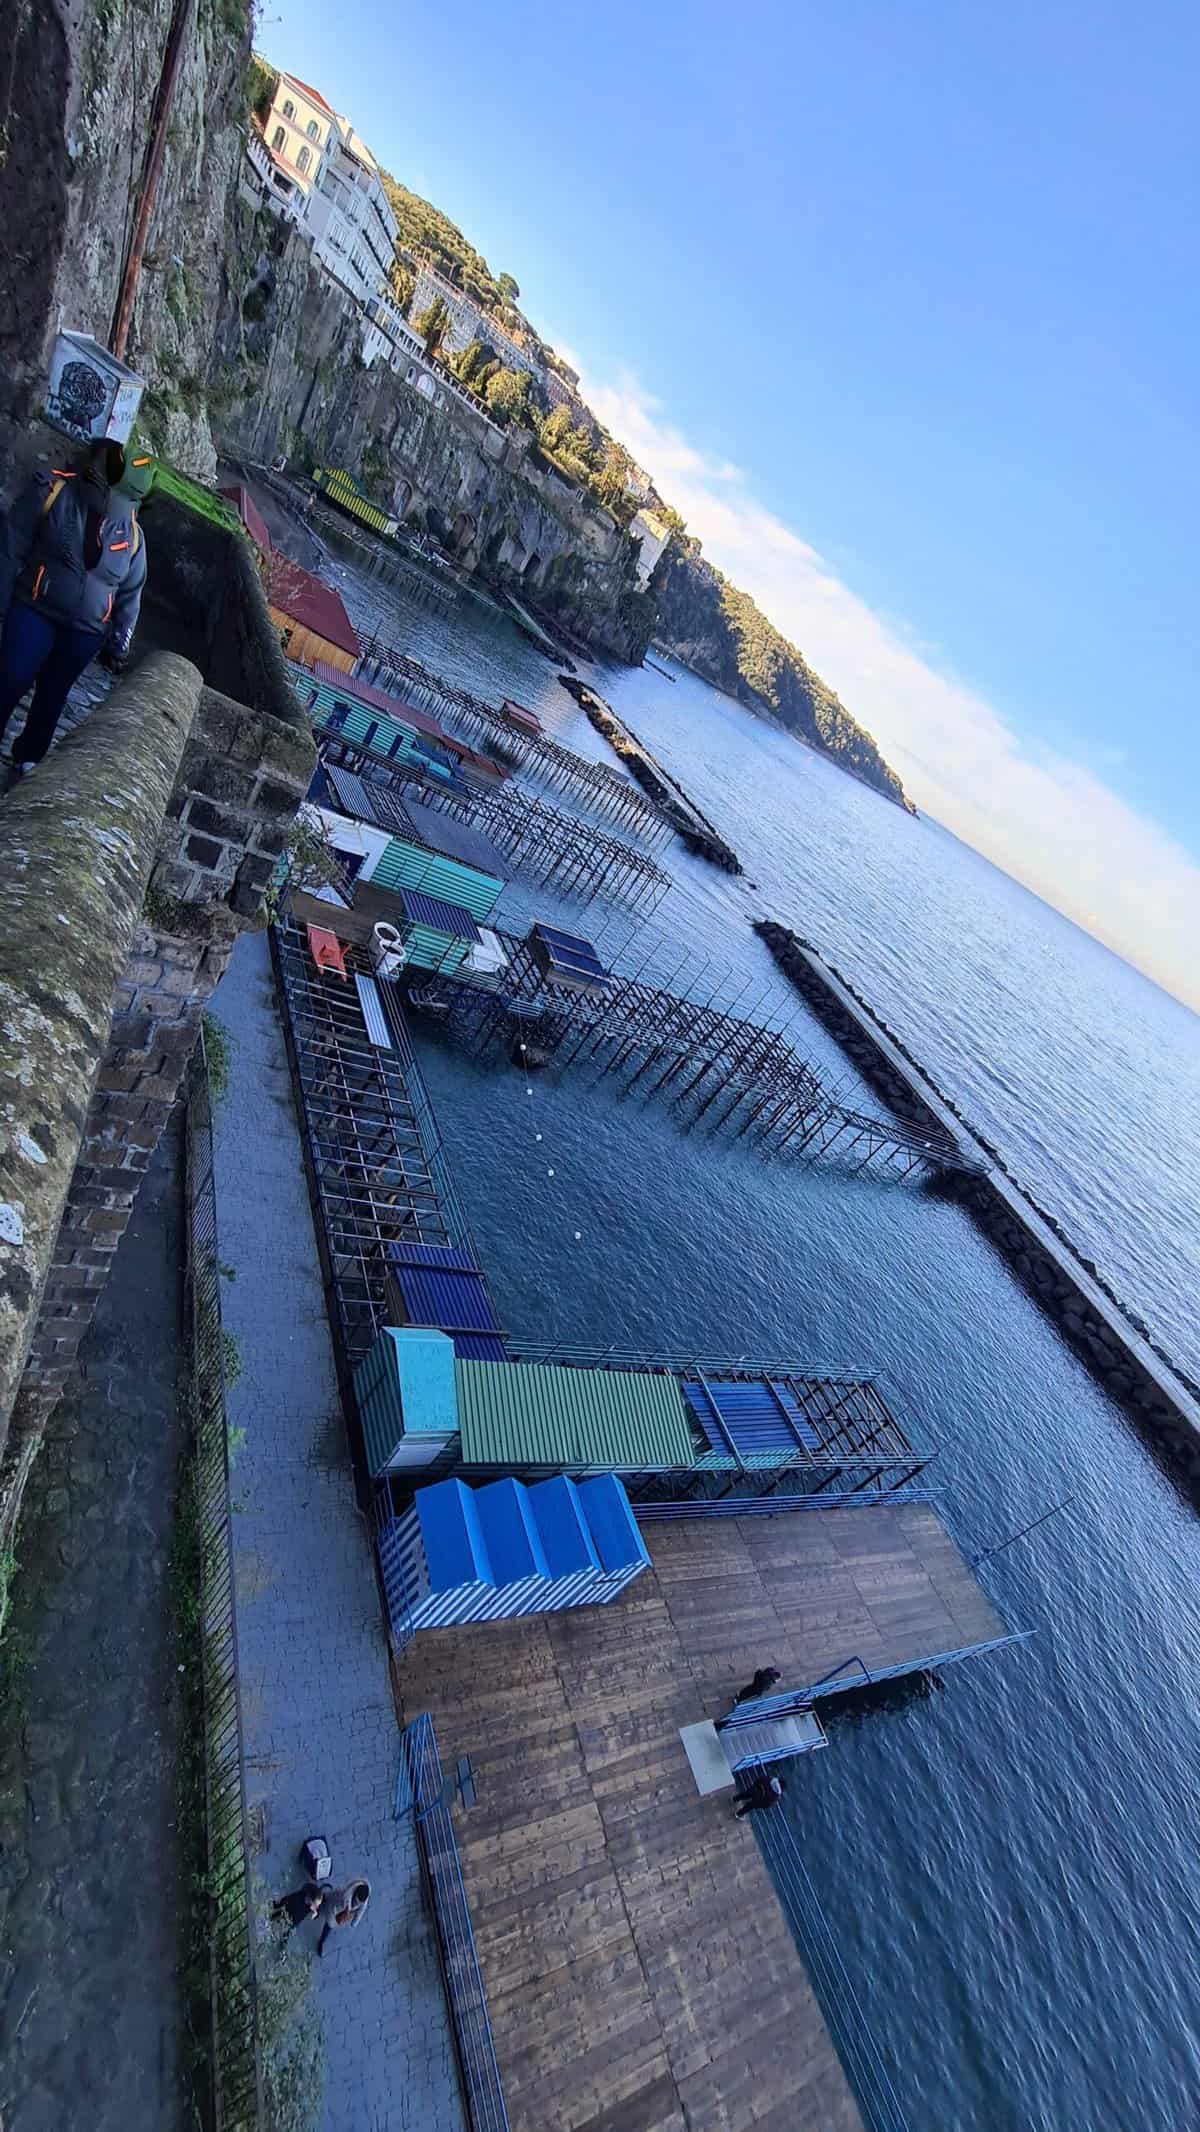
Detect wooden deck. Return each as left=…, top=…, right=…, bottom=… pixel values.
left=397, top=1503, right=1006, bottom=2132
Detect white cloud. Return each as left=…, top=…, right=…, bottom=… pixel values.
left=582, top=368, right=1200, bottom=1012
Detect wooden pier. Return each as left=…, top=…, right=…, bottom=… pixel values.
left=356, top=633, right=666, bottom=839
left=397, top=1502, right=1015, bottom=2132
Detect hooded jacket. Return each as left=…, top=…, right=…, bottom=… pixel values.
left=0, top=466, right=147, bottom=650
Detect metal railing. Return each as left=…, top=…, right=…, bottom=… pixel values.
left=634, top=1490, right=940, bottom=1520
left=397, top=1715, right=509, bottom=2132
left=185, top=1034, right=263, bottom=2131
left=755, top=1804, right=912, bottom=2132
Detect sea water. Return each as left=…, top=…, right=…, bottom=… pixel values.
left=322, top=543, right=1200, bottom=2131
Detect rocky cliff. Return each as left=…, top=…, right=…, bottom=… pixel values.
left=655, top=546, right=913, bottom=812
left=206, top=209, right=658, bottom=661
left=0, top=0, right=249, bottom=495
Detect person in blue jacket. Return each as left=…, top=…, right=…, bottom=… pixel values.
left=0, top=439, right=151, bottom=777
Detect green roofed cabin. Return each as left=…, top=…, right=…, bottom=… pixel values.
left=355, top=1330, right=695, bottom=1480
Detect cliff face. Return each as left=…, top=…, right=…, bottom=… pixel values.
left=207, top=212, right=658, bottom=661
left=0, top=0, right=249, bottom=494
left=655, top=547, right=913, bottom=812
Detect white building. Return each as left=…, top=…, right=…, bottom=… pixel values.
left=407, top=262, right=545, bottom=386
left=631, top=507, right=672, bottom=587
left=622, top=460, right=656, bottom=504
left=244, top=70, right=508, bottom=436
left=305, top=119, right=399, bottom=311
left=360, top=291, right=425, bottom=372
left=249, top=72, right=399, bottom=316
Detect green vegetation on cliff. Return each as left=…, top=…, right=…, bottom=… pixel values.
left=380, top=174, right=516, bottom=318
left=656, top=547, right=913, bottom=811
left=240, top=80, right=908, bottom=803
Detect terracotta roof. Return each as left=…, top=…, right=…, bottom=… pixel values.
left=267, top=556, right=360, bottom=658
left=501, top=697, right=543, bottom=735
left=282, top=73, right=336, bottom=117
left=219, top=485, right=272, bottom=559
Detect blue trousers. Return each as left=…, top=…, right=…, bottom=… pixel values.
left=0, top=602, right=103, bottom=764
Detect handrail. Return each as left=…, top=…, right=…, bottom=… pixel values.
left=755, top=1806, right=912, bottom=2132
left=397, top=1716, right=510, bottom=2132
left=185, top=1033, right=263, bottom=2131
left=719, top=1656, right=873, bottom=1731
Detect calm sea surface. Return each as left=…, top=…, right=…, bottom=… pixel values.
left=326, top=543, right=1200, bottom=2131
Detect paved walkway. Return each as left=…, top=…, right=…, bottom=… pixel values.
left=0, top=1123, right=187, bottom=2132
left=210, top=929, right=464, bottom=2132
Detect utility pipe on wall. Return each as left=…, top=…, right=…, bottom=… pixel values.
left=109, top=0, right=195, bottom=360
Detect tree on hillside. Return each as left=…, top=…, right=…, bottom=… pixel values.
left=537, top=405, right=574, bottom=455
left=379, top=173, right=503, bottom=311
left=454, top=338, right=501, bottom=393
left=390, top=258, right=415, bottom=313
left=566, top=423, right=599, bottom=470
left=497, top=272, right=520, bottom=302
left=412, top=296, right=450, bottom=359
left=485, top=367, right=534, bottom=426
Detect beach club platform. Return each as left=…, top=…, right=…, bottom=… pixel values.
left=396, top=1501, right=1021, bottom=2132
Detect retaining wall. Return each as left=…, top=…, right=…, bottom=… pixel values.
left=0, top=510, right=314, bottom=1551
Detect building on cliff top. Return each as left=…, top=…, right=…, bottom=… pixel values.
left=406, top=261, right=547, bottom=388
left=249, top=71, right=399, bottom=316
left=631, top=505, right=673, bottom=586
left=251, top=72, right=335, bottom=216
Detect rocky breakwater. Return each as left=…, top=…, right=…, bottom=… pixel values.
left=558, top=676, right=743, bottom=873
left=757, top=920, right=1200, bottom=1491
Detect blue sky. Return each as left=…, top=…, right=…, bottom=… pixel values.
left=270, top=0, right=1199, bottom=1002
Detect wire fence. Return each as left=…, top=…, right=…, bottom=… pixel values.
left=397, top=1715, right=510, bottom=2132
left=185, top=1032, right=263, bottom=2132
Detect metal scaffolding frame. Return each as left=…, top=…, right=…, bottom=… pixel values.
left=355, top=632, right=665, bottom=838
left=406, top=931, right=983, bottom=1182
left=272, top=920, right=479, bottom=1373
left=317, top=740, right=671, bottom=911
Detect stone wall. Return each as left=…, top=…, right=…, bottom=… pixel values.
left=0, top=512, right=313, bottom=1554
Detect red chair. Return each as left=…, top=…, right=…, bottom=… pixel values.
left=306, top=925, right=348, bottom=979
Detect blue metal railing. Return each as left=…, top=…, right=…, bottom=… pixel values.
left=397, top=1715, right=509, bottom=2132
left=634, top=1490, right=940, bottom=1520
left=754, top=1804, right=912, bottom=2132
